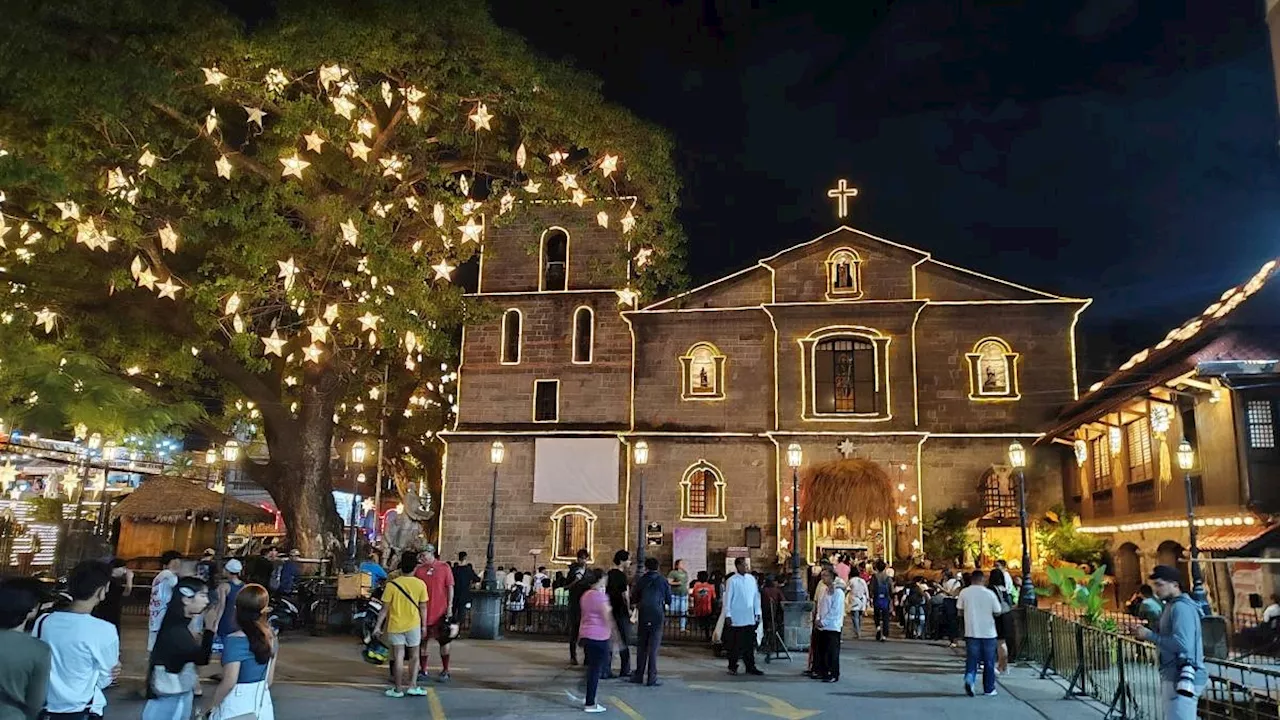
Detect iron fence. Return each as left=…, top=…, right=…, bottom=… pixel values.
left=1021, top=607, right=1280, bottom=719
left=477, top=604, right=719, bottom=645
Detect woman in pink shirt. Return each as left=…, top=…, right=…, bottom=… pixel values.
left=572, top=569, right=616, bottom=714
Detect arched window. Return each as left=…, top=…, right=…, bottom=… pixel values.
left=550, top=505, right=596, bottom=563
left=680, top=461, right=726, bottom=521
left=825, top=248, right=862, bottom=298
left=572, top=306, right=594, bottom=364
left=966, top=337, right=1019, bottom=400
left=815, top=337, right=877, bottom=414
left=500, top=309, right=522, bottom=364
left=540, top=228, right=569, bottom=291
left=679, top=342, right=726, bottom=400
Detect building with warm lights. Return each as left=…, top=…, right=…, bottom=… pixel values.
left=440, top=203, right=1089, bottom=575
left=1042, top=259, right=1280, bottom=615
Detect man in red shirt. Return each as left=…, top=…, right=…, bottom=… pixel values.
left=413, top=544, right=456, bottom=682
left=689, top=571, right=717, bottom=641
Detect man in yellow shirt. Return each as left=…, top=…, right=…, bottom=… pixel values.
left=377, top=552, right=429, bottom=697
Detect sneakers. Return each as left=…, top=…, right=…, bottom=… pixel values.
left=385, top=688, right=406, bottom=698
left=437, top=672, right=451, bottom=683
left=964, top=682, right=974, bottom=697
left=983, top=690, right=998, bottom=697
left=417, top=672, right=430, bottom=683
left=823, top=677, right=838, bottom=684
left=405, top=687, right=428, bottom=697
left=584, top=705, right=607, bottom=714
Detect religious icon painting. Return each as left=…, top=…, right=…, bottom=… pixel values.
left=680, top=342, right=726, bottom=400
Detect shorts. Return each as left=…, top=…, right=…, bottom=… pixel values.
left=424, top=620, right=452, bottom=645
left=385, top=626, right=422, bottom=647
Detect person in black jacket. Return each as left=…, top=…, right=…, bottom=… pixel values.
left=604, top=550, right=633, bottom=679
left=143, top=577, right=212, bottom=720
left=629, top=557, right=672, bottom=686
left=566, top=572, right=591, bottom=666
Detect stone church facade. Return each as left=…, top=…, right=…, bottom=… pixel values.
left=440, top=205, right=1089, bottom=573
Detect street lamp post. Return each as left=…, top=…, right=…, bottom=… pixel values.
left=71, top=433, right=103, bottom=561
left=785, top=443, right=807, bottom=602
left=95, top=440, right=117, bottom=537
left=1008, top=441, right=1036, bottom=607
left=217, top=440, right=239, bottom=560
left=473, top=441, right=505, bottom=640
left=1178, top=439, right=1210, bottom=614
left=348, top=440, right=367, bottom=562
left=633, top=440, right=649, bottom=575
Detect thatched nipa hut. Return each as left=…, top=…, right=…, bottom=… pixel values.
left=799, top=458, right=903, bottom=560
left=110, top=477, right=273, bottom=560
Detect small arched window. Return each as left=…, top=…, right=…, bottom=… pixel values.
left=572, top=306, right=594, bottom=364
left=550, top=505, right=596, bottom=563
left=541, top=228, right=569, bottom=291
left=679, top=342, right=726, bottom=400
left=966, top=337, right=1019, bottom=400
left=500, top=309, right=522, bottom=364
left=825, top=248, right=862, bottom=298
left=680, top=461, right=726, bottom=521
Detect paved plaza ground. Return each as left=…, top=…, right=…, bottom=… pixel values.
left=101, top=621, right=1107, bottom=720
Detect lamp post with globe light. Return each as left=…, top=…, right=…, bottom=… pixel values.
left=633, top=441, right=650, bottom=575
left=473, top=441, right=506, bottom=639
left=1008, top=441, right=1036, bottom=607
left=216, top=440, right=240, bottom=560
left=786, top=442, right=807, bottom=602
left=347, top=440, right=367, bottom=561
left=1178, top=439, right=1210, bottom=614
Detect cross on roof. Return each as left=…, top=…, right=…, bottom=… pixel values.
left=827, top=179, right=859, bottom=219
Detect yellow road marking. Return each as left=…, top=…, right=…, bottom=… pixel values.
left=607, top=695, right=645, bottom=720
left=427, top=688, right=447, bottom=720
left=685, top=684, right=820, bottom=720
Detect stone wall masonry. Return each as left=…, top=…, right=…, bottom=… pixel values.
left=766, top=229, right=920, bottom=304
left=657, top=266, right=774, bottom=310
left=918, top=436, right=1066, bottom=520
left=479, top=205, right=629, bottom=294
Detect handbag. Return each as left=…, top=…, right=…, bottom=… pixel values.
left=150, top=663, right=198, bottom=696
left=994, top=588, right=1012, bottom=617
left=210, top=676, right=269, bottom=720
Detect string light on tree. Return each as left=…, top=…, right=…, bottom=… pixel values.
left=202, top=67, right=229, bottom=86
left=277, top=257, right=300, bottom=290
left=616, top=287, right=639, bottom=307
left=158, top=223, right=179, bottom=252
left=224, top=292, right=242, bottom=315
left=458, top=217, right=482, bottom=244
left=33, top=307, right=57, bottom=333
left=304, top=131, right=325, bottom=153
left=331, top=96, right=356, bottom=119
left=279, top=153, right=310, bottom=179
left=348, top=140, right=371, bottom=161
left=215, top=155, right=233, bottom=179
left=307, top=320, right=330, bottom=344
left=468, top=102, right=492, bottom=130
left=340, top=219, right=359, bottom=246
left=431, top=259, right=455, bottom=281
left=599, top=154, right=619, bottom=177
left=515, top=143, right=527, bottom=168
left=55, top=201, right=80, bottom=220
left=548, top=150, right=567, bottom=166
left=243, top=106, right=266, bottom=128
left=204, top=108, right=219, bottom=134
left=261, top=330, right=286, bottom=357
left=303, top=343, right=324, bottom=364
left=155, top=276, right=181, bottom=300
left=357, top=312, right=381, bottom=332
left=523, top=179, right=541, bottom=194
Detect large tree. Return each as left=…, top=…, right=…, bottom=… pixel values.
left=0, top=0, right=683, bottom=554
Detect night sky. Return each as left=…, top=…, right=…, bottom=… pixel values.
left=490, top=0, right=1280, bottom=380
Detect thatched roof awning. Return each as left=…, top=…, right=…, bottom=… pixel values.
left=799, top=458, right=893, bottom=526
left=111, top=477, right=273, bottom=525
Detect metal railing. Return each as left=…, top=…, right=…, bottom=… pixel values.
left=476, top=604, right=720, bottom=645
left=1021, top=607, right=1280, bottom=719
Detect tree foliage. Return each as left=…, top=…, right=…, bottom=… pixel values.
left=1035, top=504, right=1105, bottom=567
left=0, top=0, right=684, bottom=553
left=922, top=505, right=973, bottom=568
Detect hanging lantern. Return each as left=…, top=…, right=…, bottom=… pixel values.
left=1073, top=439, right=1088, bottom=467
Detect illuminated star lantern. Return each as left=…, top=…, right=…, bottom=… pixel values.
left=318, top=64, right=345, bottom=89
left=515, top=143, right=527, bottom=168
left=261, top=330, right=286, bottom=357
left=243, top=106, right=266, bottom=128
left=468, top=102, right=493, bottom=131
left=431, top=259, right=456, bottom=281
left=158, top=223, right=179, bottom=252
left=549, top=150, right=568, bottom=166
left=215, top=155, right=233, bottom=179
left=357, top=312, right=381, bottom=332
left=620, top=210, right=636, bottom=234
left=304, top=344, right=324, bottom=364
left=379, top=155, right=404, bottom=179
left=106, top=167, right=130, bottom=194
left=205, top=108, right=219, bottom=134
left=55, top=201, right=80, bottom=220
left=404, top=196, right=419, bottom=211
left=277, top=257, right=300, bottom=291
left=279, top=153, right=310, bottom=179
left=202, top=66, right=229, bottom=86
left=616, top=287, right=640, bottom=307
left=557, top=173, right=578, bottom=191
left=357, top=117, right=376, bottom=138
left=155, top=276, right=181, bottom=300
left=406, top=103, right=423, bottom=124
left=224, top=292, right=242, bottom=315
left=596, top=211, right=609, bottom=228
left=381, top=81, right=394, bottom=106
left=635, top=247, right=653, bottom=268
left=304, top=131, right=325, bottom=153
left=264, top=68, right=289, bottom=93
left=331, top=96, right=356, bottom=119
left=138, top=149, right=158, bottom=168
left=348, top=140, right=371, bottom=162
left=460, top=199, right=480, bottom=216
left=136, top=266, right=157, bottom=290
left=323, top=303, right=340, bottom=323
left=432, top=203, right=445, bottom=228
left=74, top=218, right=102, bottom=249
left=459, top=175, right=471, bottom=196
left=232, top=314, right=245, bottom=334
left=458, top=217, right=483, bottom=244
left=33, top=307, right=57, bottom=333
left=599, top=154, right=619, bottom=177
left=340, top=219, right=360, bottom=246
left=571, top=189, right=587, bottom=207
left=130, top=255, right=143, bottom=279
left=308, top=319, right=330, bottom=344
left=499, top=192, right=514, bottom=215
left=523, top=179, right=541, bottom=194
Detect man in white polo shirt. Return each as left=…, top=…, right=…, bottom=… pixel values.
left=956, top=569, right=1002, bottom=698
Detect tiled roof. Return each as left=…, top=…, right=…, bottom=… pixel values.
left=1198, top=522, right=1278, bottom=553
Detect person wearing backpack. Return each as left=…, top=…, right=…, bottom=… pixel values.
left=869, top=560, right=893, bottom=642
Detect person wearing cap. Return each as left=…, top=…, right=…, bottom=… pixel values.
left=195, top=549, right=218, bottom=584
left=1131, top=565, right=1206, bottom=719
left=204, top=559, right=247, bottom=654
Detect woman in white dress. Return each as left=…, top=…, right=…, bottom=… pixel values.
left=206, top=584, right=277, bottom=720
left=847, top=567, right=869, bottom=640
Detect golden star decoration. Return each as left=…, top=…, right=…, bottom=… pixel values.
left=138, top=149, right=158, bottom=168
left=304, top=131, right=326, bottom=153
left=635, top=247, right=653, bottom=268
left=331, top=96, right=356, bottom=119
left=205, top=108, right=219, bottom=135
left=135, top=266, right=157, bottom=290
left=596, top=211, right=609, bottom=228
left=458, top=217, right=483, bottom=244
left=261, top=330, right=286, bottom=357
left=357, top=312, right=381, bottom=332
left=319, top=64, right=345, bottom=89
left=357, top=117, right=377, bottom=138
left=380, top=155, right=404, bottom=179
left=232, top=314, right=245, bottom=333
left=33, top=308, right=57, bottom=333
left=308, top=320, right=330, bottom=344
left=431, top=259, right=456, bottom=281
left=224, top=292, right=242, bottom=315
left=459, top=175, right=470, bottom=196
left=340, top=219, right=360, bottom=246
left=468, top=102, right=493, bottom=131
left=158, top=223, right=179, bottom=252
left=280, top=153, right=310, bottom=179
left=571, top=189, right=587, bottom=207
left=277, top=257, right=300, bottom=290
left=599, top=154, right=619, bottom=177
left=243, top=106, right=266, bottom=128
left=523, top=179, right=541, bottom=194
left=432, top=203, right=445, bottom=228
left=348, top=140, right=371, bottom=162
left=406, top=103, right=423, bottom=123
left=620, top=210, right=636, bottom=234
left=215, top=155, right=233, bottom=179
left=616, top=287, right=640, bottom=307
left=303, top=344, right=324, bottom=364
left=557, top=173, right=578, bottom=191
left=499, top=192, right=514, bottom=215
left=56, top=201, right=80, bottom=220
left=265, top=68, right=289, bottom=93
left=549, top=150, right=567, bottom=166
left=202, top=67, right=229, bottom=86
left=323, top=303, right=340, bottom=323
left=155, top=276, right=182, bottom=300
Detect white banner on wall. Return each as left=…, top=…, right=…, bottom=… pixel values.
left=673, top=528, right=708, bottom=577
left=533, top=438, right=620, bottom=504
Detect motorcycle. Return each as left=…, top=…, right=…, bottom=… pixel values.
left=351, top=584, right=385, bottom=645
left=269, top=577, right=326, bottom=634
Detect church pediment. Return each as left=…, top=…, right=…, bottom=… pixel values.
left=761, top=226, right=926, bottom=304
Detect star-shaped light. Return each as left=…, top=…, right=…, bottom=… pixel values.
left=280, top=153, right=310, bottom=179
left=571, top=189, right=587, bottom=206
left=56, top=201, right=80, bottom=220
left=204, top=108, right=218, bottom=135
left=74, top=218, right=100, bottom=248
left=599, top=154, right=619, bottom=177
left=304, top=131, right=325, bottom=153
left=620, top=210, right=636, bottom=234
left=381, top=81, right=394, bottom=106
left=515, top=143, right=527, bottom=168
left=468, top=102, right=493, bottom=131
left=322, top=303, right=340, bottom=323
left=523, top=179, right=541, bottom=194
left=264, top=68, right=289, bottom=93
left=432, top=203, right=445, bottom=228
left=243, top=106, right=266, bottom=128
left=277, top=257, right=300, bottom=290
left=304, top=344, right=324, bottom=364
left=33, top=308, right=57, bottom=333
left=596, top=211, right=609, bottom=228
left=404, top=196, right=420, bottom=211
left=549, top=150, right=568, bottom=166
left=215, top=155, right=233, bottom=179
left=136, top=266, right=157, bottom=290
left=404, top=85, right=426, bottom=104
left=331, top=96, right=356, bottom=119
left=340, top=219, right=360, bottom=246
left=459, top=175, right=470, bottom=196
left=406, top=103, right=423, bottom=123
left=357, top=312, right=381, bottom=332
left=616, top=287, right=640, bottom=307
left=318, top=64, right=345, bottom=89
left=155, top=276, right=181, bottom=300
left=356, top=117, right=376, bottom=138
left=308, top=319, right=330, bottom=344
left=158, top=223, right=179, bottom=252
left=557, top=173, right=578, bottom=191
left=635, top=247, right=653, bottom=268
left=138, top=149, right=158, bottom=168
left=348, top=140, right=371, bottom=162
left=458, top=217, right=483, bottom=244
left=203, top=67, right=229, bottom=86
left=499, top=192, right=515, bottom=215
left=106, top=167, right=130, bottom=193
left=460, top=199, right=481, bottom=216
left=432, top=259, right=456, bottom=281
left=837, top=438, right=856, bottom=458
left=261, top=330, right=286, bottom=357
left=380, top=155, right=404, bottom=179
left=224, top=292, right=242, bottom=315
left=130, top=255, right=143, bottom=278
